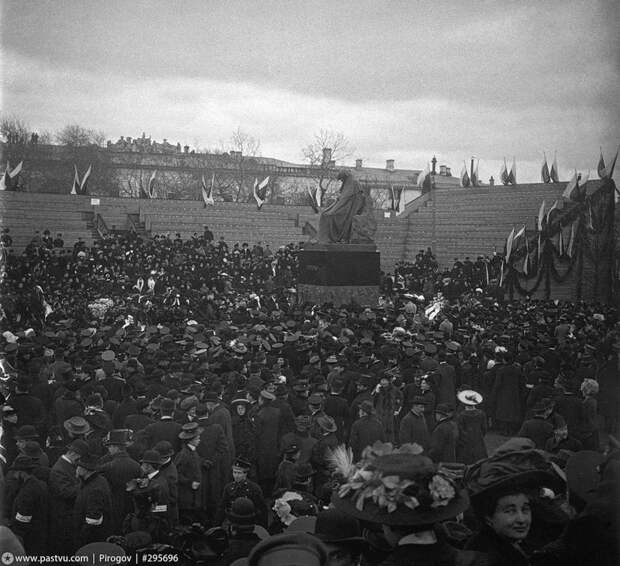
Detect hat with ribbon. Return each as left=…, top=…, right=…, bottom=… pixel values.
left=63, top=417, right=92, bottom=436
left=457, top=390, right=483, bottom=406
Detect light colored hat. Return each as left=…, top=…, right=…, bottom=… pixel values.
left=457, top=390, right=483, bottom=406
left=2, top=331, right=18, bottom=344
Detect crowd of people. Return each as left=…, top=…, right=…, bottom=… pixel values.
left=0, top=226, right=618, bottom=565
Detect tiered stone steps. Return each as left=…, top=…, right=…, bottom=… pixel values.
left=0, top=192, right=96, bottom=249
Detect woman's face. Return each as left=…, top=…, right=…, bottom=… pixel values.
left=486, top=493, right=532, bottom=541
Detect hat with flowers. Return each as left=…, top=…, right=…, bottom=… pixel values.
left=330, top=441, right=468, bottom=526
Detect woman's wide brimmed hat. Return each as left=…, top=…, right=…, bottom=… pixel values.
left=331, top=442, right=469, bottom=526
left=457, top=390, right=483, bottom=406
left=465, top=440, right=566, bottom=509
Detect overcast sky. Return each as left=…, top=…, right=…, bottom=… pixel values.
left=1, top=0, right=618, bottom=182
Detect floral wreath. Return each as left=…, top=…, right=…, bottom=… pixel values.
left=88, top=298, right=114, bottom=320
left=330, top=441, right=458, bottom=514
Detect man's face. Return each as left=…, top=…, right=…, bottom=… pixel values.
left=412, top=403, right=425, bottom=416
left=232, top=468, right=247, bottom=482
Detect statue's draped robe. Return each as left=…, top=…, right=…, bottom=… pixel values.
left=318, top=176, right=366, bottom=243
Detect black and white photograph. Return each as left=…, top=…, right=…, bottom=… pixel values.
left=0, top=1, right=618, bottom=564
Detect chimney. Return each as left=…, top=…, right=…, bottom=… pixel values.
left=489, top=176, right=495, bottom=187
left=439, top=164, right=447, bottom=176
left=322, top=147, right=332, bottom=165
left=386, top=159, right=395, bottom=171
left=431, top=156, right=437, bottom=175
left=355, top=158, right=363, bottom=169
left=445, top=166, right=452, bottom=177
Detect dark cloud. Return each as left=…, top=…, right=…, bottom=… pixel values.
left=1, top=0, right=618, bottom=182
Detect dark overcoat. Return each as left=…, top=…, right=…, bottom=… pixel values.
left=197, top=421, right=230, bottom=513
left=517, top=416, right=554, bottom=449
left=399, top=411, right=430, bottom=449
left=429, top=418, right=458, bottom=463
left=10, top=475, right=49, bottom=556
left=208, top=404, right=235, bottom=461
left=174, top=445, right=202, bottom=511
left=144, top=418, right=182, bottom=452
left=455, top=409, right=487, bottom=464
left=490, top=364, right=523, bottom=424
left=253, top=403, right=281, bottom=482
left=349, top=415, right=385, bottom=460
left=48, top=455, right=80, bottom=554
left=99, top=450, right=142, bottom=534
left=73, top=472, right=113, bottom=550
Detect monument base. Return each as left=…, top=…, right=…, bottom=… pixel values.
left=297, top=284, right=380, bottom=306
left=298, top=243, right=380, bottom=286
left=297, top=243, right=381, bottom=306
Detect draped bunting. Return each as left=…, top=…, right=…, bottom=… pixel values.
left=500, top=179, right=616, bottom=302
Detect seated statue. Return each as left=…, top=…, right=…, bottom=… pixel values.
left=318, top=171, right=377, bottom=244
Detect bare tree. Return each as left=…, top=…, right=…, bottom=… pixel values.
left=230, top=127, right=261, bottom=157
left=56, top=124, right=106, bottom=147
left=38, top=130, right=53, bottom=144
left=221, top=127, right=262, bottom=202
left=302, top=129, right=355, bottom=201
left=0, top=114, right=31, bottom=144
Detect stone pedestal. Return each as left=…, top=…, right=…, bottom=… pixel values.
left=297, top=243, right=381, bottom=305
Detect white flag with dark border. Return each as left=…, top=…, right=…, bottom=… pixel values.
left=148, top=170, right=157, bottom=198
left=550, top=153, right=559, bottom=182
left=71, top=164, right=80, bottom=195
left=537, top=200, right=546, bottom=231
left=505, top=227, right=515, bottom=262
left=201, top=174, right=214, bottom=207
left=253, top=176, right=270, bottom=209
left=80, top=164, right=92, bottom=195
